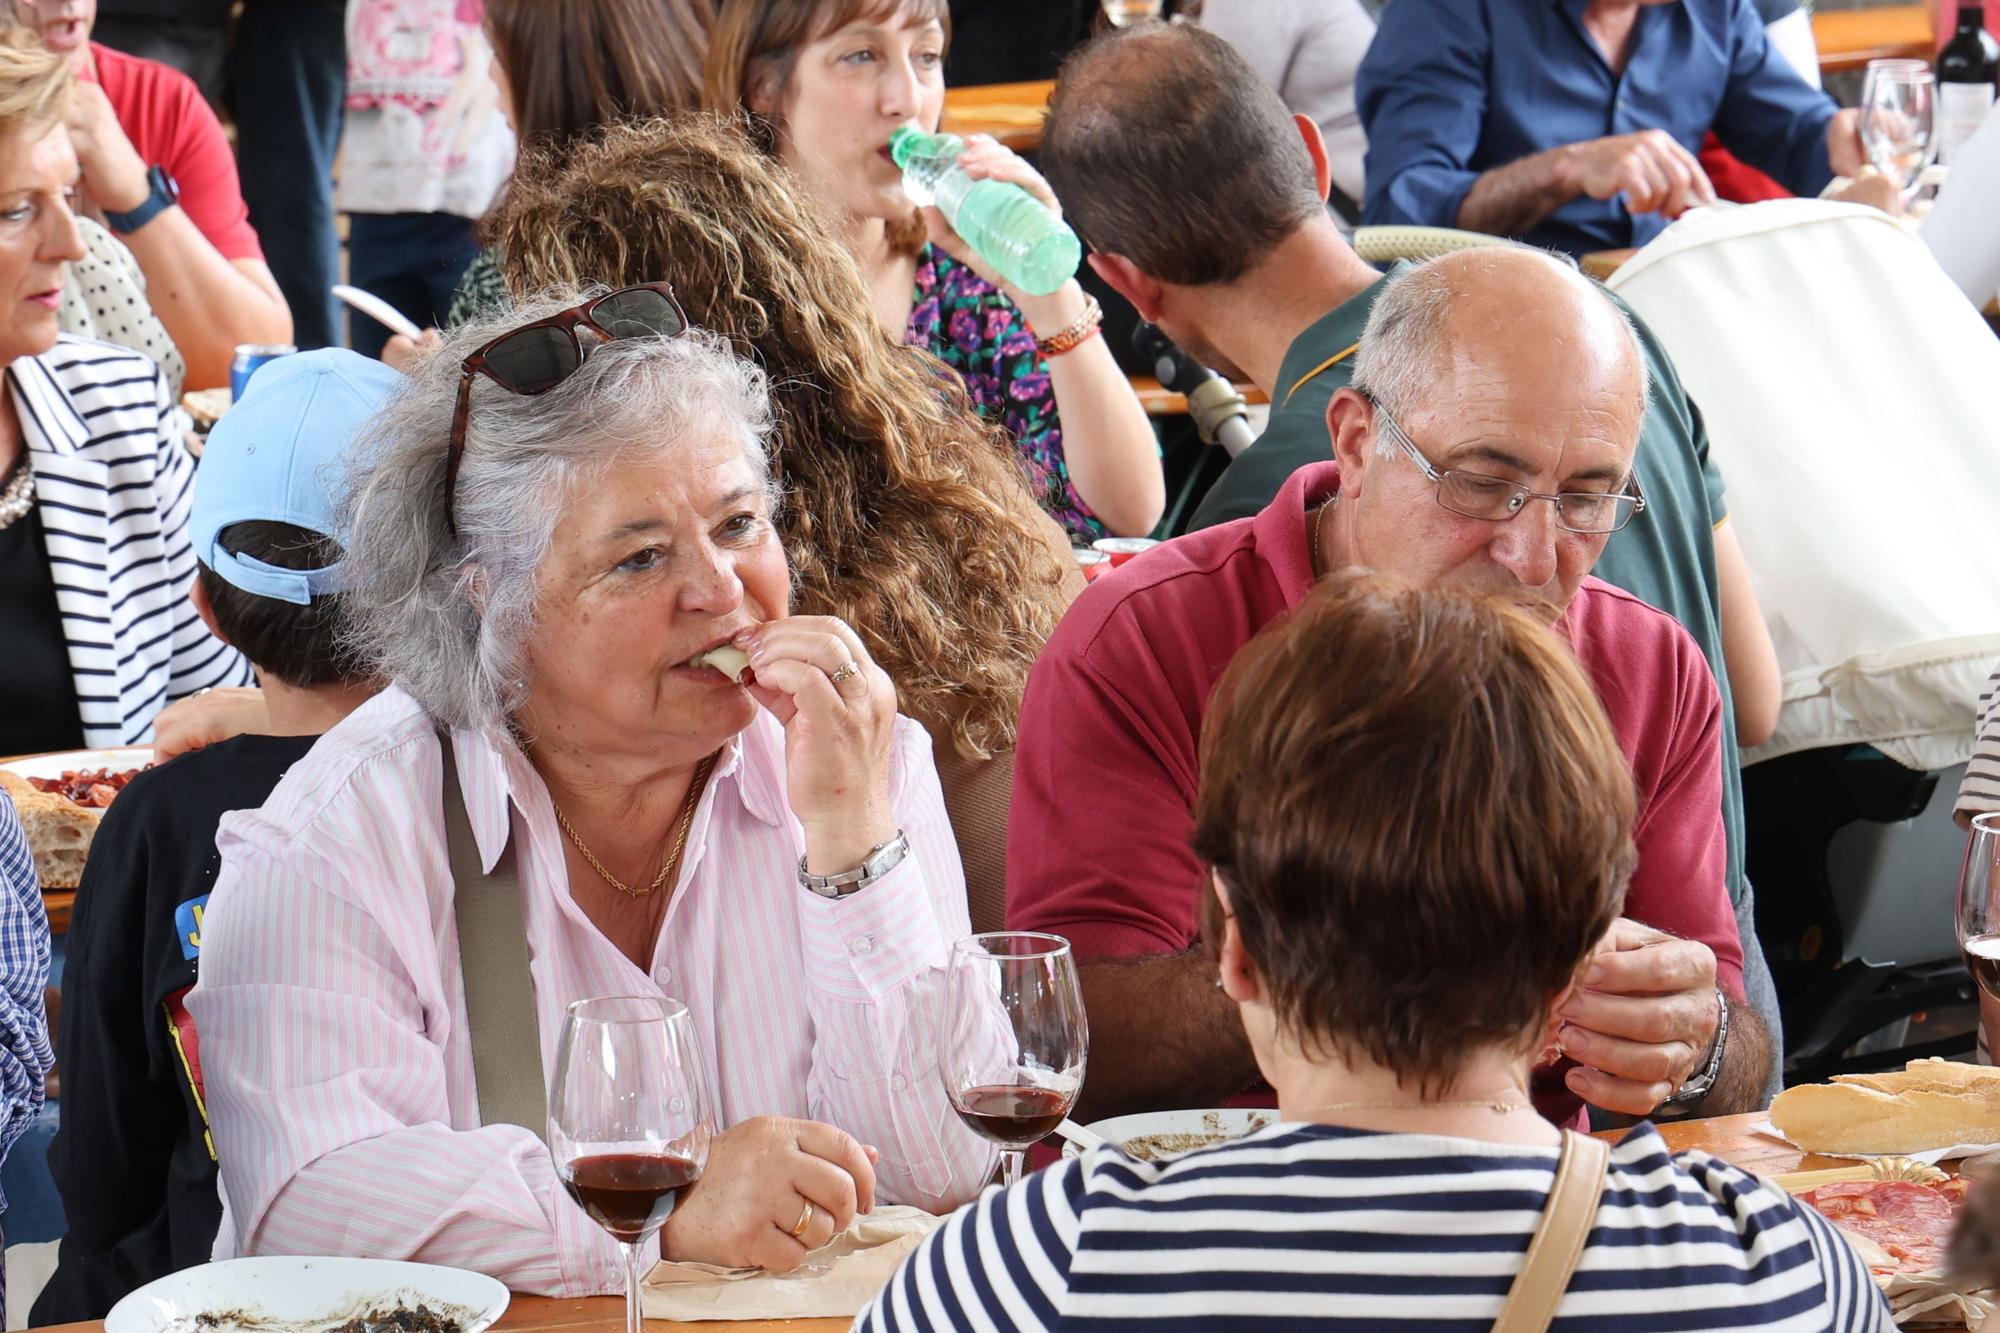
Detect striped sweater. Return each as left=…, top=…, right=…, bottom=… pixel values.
left=19, top=335, right=250, bottom=746
left=856, top=1122, right=1894, bottom=1332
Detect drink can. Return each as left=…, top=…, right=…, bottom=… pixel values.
left=230, top=343, right=297, bottom=402
left=1091, top=536, right=1159, bottom=567
left=1072, top=547, right=1112, bottom=582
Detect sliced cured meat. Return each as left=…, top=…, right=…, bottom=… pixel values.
left=1799, top=1179, right=1964, bottom=1277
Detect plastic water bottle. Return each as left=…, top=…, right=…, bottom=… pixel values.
left=889, top=124, right=1082, bottom=296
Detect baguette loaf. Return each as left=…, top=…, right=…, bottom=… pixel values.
left=0, top=771, right=98, bottom=890
left=1770, top=1058, right=2000, bottom=1153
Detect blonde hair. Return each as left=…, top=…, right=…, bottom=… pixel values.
left=0, top=27, right=71, bottom=129
left=489, top=114, right=1072, bottom=759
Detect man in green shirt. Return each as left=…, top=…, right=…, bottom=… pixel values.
left=1041, top=18, right=1784, bottom=1091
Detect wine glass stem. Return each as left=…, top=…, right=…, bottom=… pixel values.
left=622, top=1239, right=646, bottom=1333
left=1001, top=1148, right=1025, bottom=1187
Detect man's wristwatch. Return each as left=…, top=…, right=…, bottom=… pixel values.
left=1664, top=987, right=1730, bottom=1107
left=105, top=164, right=179, bottom=234
left=798, top=830, right=909, bottom=899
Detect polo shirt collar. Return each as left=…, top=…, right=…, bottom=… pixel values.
left=1274, top=261, right=1410, bottom=409
left=1251, top=459, right=1347, bottom=613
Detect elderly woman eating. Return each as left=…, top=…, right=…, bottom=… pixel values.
left=187, top=287, right=995, bottom=1294
left=859, top=573, right=1892, bottom=1332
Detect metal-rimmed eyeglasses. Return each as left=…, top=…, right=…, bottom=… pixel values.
left=1369, top=397, right=1646, bottom=535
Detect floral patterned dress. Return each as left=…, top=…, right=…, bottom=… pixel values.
left=905, top=245, right=1103, bottom=542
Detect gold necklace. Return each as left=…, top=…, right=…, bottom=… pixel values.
left=556, top=752, right=717, bottom=899
left=1310, top=497, right=1335, bottom=579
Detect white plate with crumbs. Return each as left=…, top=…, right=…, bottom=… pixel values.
left=1064, top=1108, right=1276, bottom=1162
left=106, top=1257, right=510, bottom=1333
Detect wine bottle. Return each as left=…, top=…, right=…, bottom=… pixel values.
left=1938, top=0, right=1999, bottom=165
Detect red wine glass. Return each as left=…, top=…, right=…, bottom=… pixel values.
left=1958, top=814, right=2000, bottom=1004
left=549, top=996, right=712, bottom=1333
left=938, top=932, right=1088, bottom=1186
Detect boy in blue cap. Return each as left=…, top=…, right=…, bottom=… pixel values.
left=33, top=350, right=399, bottom=1324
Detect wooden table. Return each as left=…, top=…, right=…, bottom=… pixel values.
left=939, top=80, right=1056, bottom=153
left=29, top=1113, right=1850, bottom=1333
left=1812, top=4, right=1934, bottom=74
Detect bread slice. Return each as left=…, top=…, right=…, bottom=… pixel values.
left=0, top=771, right=99, bottom=890
left=1770, top=1058, right=2000, bottom=1154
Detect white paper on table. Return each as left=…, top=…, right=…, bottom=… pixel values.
left=1921, top=103, right=2000, bottom=309
left=1751, top=1120, right=2000, bottom=1166
left=639, top=1206, right=941, bottom=1321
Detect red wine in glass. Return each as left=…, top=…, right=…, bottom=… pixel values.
left=561, top=1151, right=702, bottom=1244
left=951, top=1084, right=1072, bottom=1149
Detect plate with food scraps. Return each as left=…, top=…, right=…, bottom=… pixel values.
left=0, top=746, right=152, bottom=784
left=1062, top=1107, right=1277, bottom=1162
left=105, top=1256, right=510, bottom=1333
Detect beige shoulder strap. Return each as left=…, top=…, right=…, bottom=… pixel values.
left=1491, top=1130, right=1612, bottom=1333
left=440, top=737, right=547, bottom=1141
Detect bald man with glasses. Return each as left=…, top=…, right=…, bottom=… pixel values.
left=1007, top=247, right=1773, bottom=1128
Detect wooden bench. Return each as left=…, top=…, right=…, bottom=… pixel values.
left=1130, top=374, right=1269, bottom=417
left=1812, top=3, right=1934, bottom=74
left=939, top=79, right=1056, bottom=153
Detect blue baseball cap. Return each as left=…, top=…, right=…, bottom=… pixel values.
left=190, top=348, right=402, bottom=606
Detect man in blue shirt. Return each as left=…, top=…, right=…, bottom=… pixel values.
left=1356, top=0, right=1866, bottom=255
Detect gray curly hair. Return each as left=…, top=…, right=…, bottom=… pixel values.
left=339, top=288, right=777, bottom=738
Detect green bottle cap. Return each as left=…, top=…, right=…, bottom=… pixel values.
left=889, top=123, right=937, bottom=169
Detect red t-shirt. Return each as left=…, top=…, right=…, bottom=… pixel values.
left=91, top=42, right=263, bottom=262
left=1006, top=460, right=1745, bottom=999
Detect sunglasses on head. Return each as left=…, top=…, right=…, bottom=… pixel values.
left=444, top=283, right=690, bottom=535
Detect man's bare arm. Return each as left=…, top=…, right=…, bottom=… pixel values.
left=1681, top=1001, right=1773, bottom=1117
left=1071, top=951, right=1262, bottom=1122
left=1456, top=146, right=1583, bottom=237
left=1457, top=132, right=1717, bottom=239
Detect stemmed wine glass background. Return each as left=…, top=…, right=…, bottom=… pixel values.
left=939, top=931, right=1088, bottom=1186
left=1859, top=58, right=1936, bottom=201
left=1958, top=813, right=2000, bottom=1007
left=549, top=996, right=713, bottom=1333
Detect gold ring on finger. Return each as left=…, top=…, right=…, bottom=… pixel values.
left=788, top=1201, right=814, bottom=1240
left=829, top=660, right=860, bottom=687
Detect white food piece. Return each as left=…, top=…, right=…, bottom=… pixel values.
left=691, top=644, right=752, bottom=683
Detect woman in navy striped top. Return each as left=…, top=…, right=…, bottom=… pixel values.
left=0, top=37, right=248, bottom=753
left=860, top=574, right=1891, bottom=1332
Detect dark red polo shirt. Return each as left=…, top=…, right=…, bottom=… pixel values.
left=1006, top=460, right=1744, bottom=1000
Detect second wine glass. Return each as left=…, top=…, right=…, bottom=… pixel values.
left=939, top=931, right=1088, bottom=1186
left=1958, top=813, right=2000, bottom=1002
left=549, top=996, right=713, bottom=1333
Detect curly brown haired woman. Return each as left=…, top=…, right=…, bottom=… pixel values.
left=486, top=113, right=1081, bottom=928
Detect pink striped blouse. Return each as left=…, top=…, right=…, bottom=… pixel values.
left=186, top=685, right=996, bottom=1295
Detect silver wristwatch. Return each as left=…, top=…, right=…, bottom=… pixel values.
left=798, top=830, right=909, bottom=898
left=1664, top=987, right=1729, bottom=1107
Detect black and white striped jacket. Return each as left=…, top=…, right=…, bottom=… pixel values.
left=21, top=335, right=250, bottom=746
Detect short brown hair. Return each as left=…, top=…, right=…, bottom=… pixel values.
left=487, top=114, right=1071, bottom=761
left=1041, top=20, right=1323, bottom=286
left=1192, top=573, right=1636, bottom=1090
left=484, top=0, right=713, bottom=149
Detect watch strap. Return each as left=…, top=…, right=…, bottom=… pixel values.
left=105, top=164, right=178, bottom=235
left=799, top=830, right=910, bottom=898
left=1664, top=987, right=1729, bottom=1106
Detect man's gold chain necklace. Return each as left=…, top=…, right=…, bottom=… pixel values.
left=556, top=752, right=717, bottom=898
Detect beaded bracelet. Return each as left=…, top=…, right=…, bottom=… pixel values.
left=1035, top=293, right=1104, bottom=358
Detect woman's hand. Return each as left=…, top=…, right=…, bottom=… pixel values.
left=736, top=617, right=898, bottom=874
left=382, top=328, right=442, bottom=373
left=659, top=1116, right=878, bottom=1272
left=154, top=687, right=268, bottom=761
left=919, top=133, right=1070, bottom=305
left=64, top=80, right=153, bottom=216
